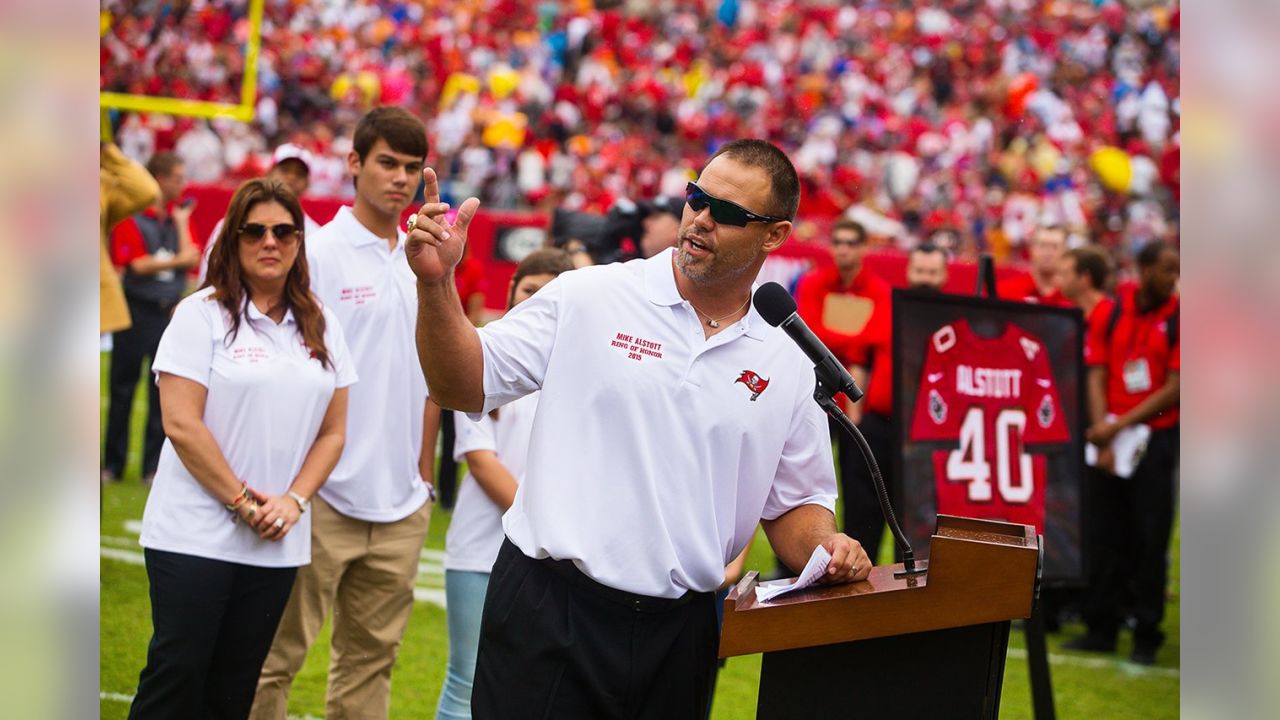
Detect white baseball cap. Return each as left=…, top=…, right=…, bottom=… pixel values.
left=271, top=143, right=313, bottom=173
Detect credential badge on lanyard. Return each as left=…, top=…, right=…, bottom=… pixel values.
left=1122, top=358, right=1152, bottom=394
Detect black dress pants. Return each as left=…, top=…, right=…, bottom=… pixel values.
left=838, top=411, right=895, bottom=564
left=104, top=297, right=172, bottom=478
left=472, top=539, right=718, bottom=720
left=437, top=409, right=459, bottom=508
left=1081, top=426, right=1180, bottom=649
left=128, top=549, right=297, bottom=720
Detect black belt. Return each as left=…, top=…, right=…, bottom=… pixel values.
left=510, top=539, right=709, bottom=613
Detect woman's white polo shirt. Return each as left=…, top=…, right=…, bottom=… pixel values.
left=140, top=287, right=357, bottom=567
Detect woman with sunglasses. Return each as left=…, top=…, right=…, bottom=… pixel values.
left=128, top=178, right=356, bottom=719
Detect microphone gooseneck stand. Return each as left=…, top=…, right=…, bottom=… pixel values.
left=811, top=370, right=927, bottom=578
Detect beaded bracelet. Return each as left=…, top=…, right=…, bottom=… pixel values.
left=224, top=485, right=252, bottom=512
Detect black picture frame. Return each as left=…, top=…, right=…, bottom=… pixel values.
left=892, top=289, right=1086, bottom=585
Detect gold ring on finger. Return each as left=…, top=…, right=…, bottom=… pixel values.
left=406, top=214, right=417, bottom=233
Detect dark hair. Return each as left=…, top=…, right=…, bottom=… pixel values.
left=202, top=179, right=331, bottom=369
left=1066, top=246, right=1112, bottom=290
left=1136, top=240, right=1176, bottom=269
left=353, top=106, right=428, bottom=162
left=707, top=139, right=800, bottom=220
left=146, top=151, right=183, bottom=180
left=507, top=248, right=574, bottom=309
left=910, top=242, right=949, bottom=261
left=832, top=219, right=867, bottom=243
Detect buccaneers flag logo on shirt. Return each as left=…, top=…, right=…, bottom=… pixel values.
left=735, top=370, right=770, bottom=401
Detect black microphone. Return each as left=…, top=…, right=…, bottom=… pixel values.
left=754, top=281, right=924, bottom=577
left=753, top=282, right=863, bottom=403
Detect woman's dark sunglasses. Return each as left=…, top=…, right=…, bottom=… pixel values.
left=240, top=223, right=300, bottom=243
left=684, top=182, right=790, bottom=227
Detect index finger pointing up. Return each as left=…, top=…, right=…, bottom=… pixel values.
left=422, top=167, right=440, bottom=205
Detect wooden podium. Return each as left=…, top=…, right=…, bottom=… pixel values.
left=720, top=515, right=1040, bottom=719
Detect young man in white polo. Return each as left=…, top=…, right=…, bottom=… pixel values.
left=407, top=140, right=871, bottom=718
left=251, top=107, right=438, bottom=719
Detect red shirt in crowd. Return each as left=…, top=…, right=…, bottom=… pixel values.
left=848, top=301, right=893, bottom=416
left=1087, top=285, right=1180, bottom=429
left=1082, top=295, right=1117, bottom=367
left=794, top=264, right=891, bottom=365
left=998, top=272, right=1073, bottom=308
left=110, top=205, right=200, bottom=268
left=454, top=255, right=488, bottom=306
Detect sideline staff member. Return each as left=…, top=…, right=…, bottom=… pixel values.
left=128, top=179, right=353, bottom=718
left=407, top=140, right=870, bottom=718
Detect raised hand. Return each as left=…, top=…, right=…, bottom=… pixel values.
left=405, top=167, right=480, bottom=283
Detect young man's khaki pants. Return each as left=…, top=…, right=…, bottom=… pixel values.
left=250, top=495, right=431, bottom=719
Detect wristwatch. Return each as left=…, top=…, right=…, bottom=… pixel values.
left=287, top=491, right=310, bottom=514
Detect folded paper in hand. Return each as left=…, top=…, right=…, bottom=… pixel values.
left=1084, top=415, right=1151, bottom=479
left=755, top=545, right=832, bottom=603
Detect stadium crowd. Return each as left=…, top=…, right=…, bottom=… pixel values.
left=102, top=0, right=1179, bottom=268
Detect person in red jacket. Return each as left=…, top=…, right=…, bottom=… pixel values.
left=793, top=219, right=891, bottom=560
left=1066, top=241, right=1179, bottom=666
left=1000, top=225, right=1072, bottom=307
left=844, top=243, right=950, bottom=564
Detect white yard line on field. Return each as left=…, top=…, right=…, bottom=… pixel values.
left=1006, top=647, right=1179, bottom=678
left=100, top=692, right=322, bottom=720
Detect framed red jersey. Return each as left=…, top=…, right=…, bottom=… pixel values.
left=894, top=291, right=1086, bottom=583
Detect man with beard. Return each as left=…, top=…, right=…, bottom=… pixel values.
left=406, top=139, right=869, bottom=718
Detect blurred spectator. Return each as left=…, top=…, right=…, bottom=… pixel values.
left=793, top=219, right=890, bottom=558
left=905, top=242, right=950, bottom=291
left=100, top=141, right=160, bottom=334
left=100, top=0, right=1180, bottom=267
left=999, top=225, right=1072, bottom=305
left=197, top=143, right=324, bottom=285
left=1069, top=240, right=1180, bottom=666
left=103, top=152, right=200, bottom=485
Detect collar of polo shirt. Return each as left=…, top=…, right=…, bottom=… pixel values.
left=335, top=206, right=405, bottom=249
left=643, top=248, right=769, bottom=341
left=245, top=299, right=296, bottom=325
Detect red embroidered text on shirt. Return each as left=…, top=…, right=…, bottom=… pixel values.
left=338, top=286, right=377, bottom=305
left=609, top=332, right=664, bottom=362
left=231, top=346, right=270, bottom=364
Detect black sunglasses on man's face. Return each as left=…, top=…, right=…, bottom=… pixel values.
left=684, top=182, right=790, bottom=227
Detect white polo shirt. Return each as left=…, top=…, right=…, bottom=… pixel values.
left=306, top=206, right=431, bottom=522
left=141, top=287, right=357, bottom=567
left=475, top=248, right=837, bottom=598
left=444, top=391, right=539, bottom=573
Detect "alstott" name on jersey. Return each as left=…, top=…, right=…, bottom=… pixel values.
left=956, top=365, right=1023, bottom=399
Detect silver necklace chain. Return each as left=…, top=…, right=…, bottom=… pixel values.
left=687, top=294, right=751, bottom=328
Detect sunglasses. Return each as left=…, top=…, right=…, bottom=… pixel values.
left=240, top=223, right=300, bottom=244
left=685, top=182, right=790, bottom=227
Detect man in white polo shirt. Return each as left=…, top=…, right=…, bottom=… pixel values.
left=406, top=139, right=870, bottom=718
left=251, top=107, right=438, bottom=720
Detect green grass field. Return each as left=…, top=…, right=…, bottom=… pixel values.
left=100, top=355, right=1179, bottom=718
